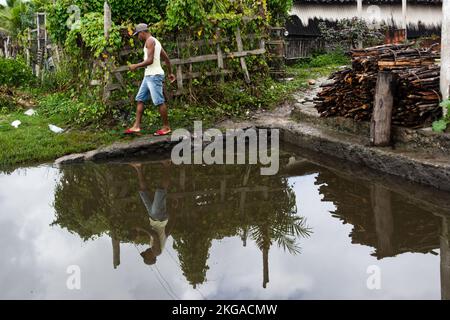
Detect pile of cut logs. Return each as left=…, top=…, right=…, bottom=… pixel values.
left=315, top=44, right=442, bottom=128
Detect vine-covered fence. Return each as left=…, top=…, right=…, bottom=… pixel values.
left=93, top=3, right=281, bottom=107
left=108, top=28, right=266, bottom=99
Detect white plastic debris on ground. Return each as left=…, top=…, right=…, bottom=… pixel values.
left=49, top=124, right=64, bottom=133
left=11, top=120, right=21, bottom=128
left=24, top=109, right=36, bottom=116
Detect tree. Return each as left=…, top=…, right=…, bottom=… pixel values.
left=0, top=0, right=34, bottom=36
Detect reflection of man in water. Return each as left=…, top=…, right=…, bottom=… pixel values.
left=130, top=161, right=173, bottom=266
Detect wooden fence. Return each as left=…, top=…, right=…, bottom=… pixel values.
left=285, top=37, right=325, bottom=61
left=104, top=28, right=266, bottom=106
left=0, top=34, right=19, bottom=58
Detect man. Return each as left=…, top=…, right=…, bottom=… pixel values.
left=125, top=23, right=176, bottom=136
left=129, top=161, right=175, bottom=266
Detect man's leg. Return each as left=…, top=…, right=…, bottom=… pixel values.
left=127, top=78, right=149, bottom=133
left=158, top=103, right=170, bottom=131
left=130, top=101, right=145, bottom=131
left=150, top=75, right=171, bottom=133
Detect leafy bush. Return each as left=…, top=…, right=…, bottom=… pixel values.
left=65, top=12, right=122, bottom=58
left=296, top=50, right=350, bottom=68
left=47, top=0, right=167, bottom=43
left=432, top=100, right=450, bottom=133
left=39, top=93, right=107, bottom=126
left=319, top=18, right=386, bottom=50
left=0, top=57, right=34, bottom=87
left=41, top=57, right=76, bottom=91
left=267, top=0, right=293, bottom=25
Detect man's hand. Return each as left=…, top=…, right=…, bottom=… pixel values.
left=168, top=73, right=176, bottom=83
left=129, top=64, right=138, bottom=72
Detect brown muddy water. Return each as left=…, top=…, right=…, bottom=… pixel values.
left=0, top=144, right=449, bottom=300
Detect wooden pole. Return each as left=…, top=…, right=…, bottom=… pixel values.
left=112, top=236, right=120, bottom=269
left=441, top=0, right=450, bottom=116
left=235, top=26, right=251, bottom=84
left=104, top=1, right=111, bottom=40
left=357, top=0, right=363, bottom=18
left=26, top=29, right=31, bottom=67
left=370, top=71, right=395, bottom=147
left=371, top=185, right=394, bottom=258
left=441, top=217, right=450, bottom=300
left=357, top=0, right=363, bottom=49
left=402, top=0, right=408, bottom=40
left=103, top=1, right=112, bottom=102
left=36, top=13, right=40, bottom=78
left=216, top=29, right=225, bottom=83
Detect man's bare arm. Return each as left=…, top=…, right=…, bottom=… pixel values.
left=161, top=48, right=176, bottom=83
left=130, top=38, right=155, bottom=70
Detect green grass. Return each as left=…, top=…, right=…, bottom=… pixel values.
left=0, top=57, right=344, bottom=168
left=0, top=111, right=121, bottom=167
left=295, top=51, right=350, bottom=68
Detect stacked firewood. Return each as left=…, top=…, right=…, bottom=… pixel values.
left=315, top=44, right=442, bottom=128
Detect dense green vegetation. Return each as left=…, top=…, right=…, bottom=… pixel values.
left=0, top=57, right=34, bottom=87
left=0, top=0, right=35, bottom=36
left=432, top=100, right=450, bottom=133
left=0, top=0, right=348, bottom=167
left=0, top=59, right=343, bottom=166
left=52, top=160, right=311, bottom=287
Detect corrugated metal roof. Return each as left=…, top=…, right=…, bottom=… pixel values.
left=290, top=3, right=442, bottom=28
left=286, top=15, right=441, bottom=38
left=295, top=0, right=442, bottom=4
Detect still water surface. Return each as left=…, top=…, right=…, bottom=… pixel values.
left=0, top=146, right=449, bottom=300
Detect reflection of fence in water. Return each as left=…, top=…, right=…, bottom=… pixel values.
left=53, top=157, right=304, bottom=288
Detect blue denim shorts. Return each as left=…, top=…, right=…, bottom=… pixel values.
left=139, top=189, right=168, bottom=222
left=135, top=74, right=165, bottom=106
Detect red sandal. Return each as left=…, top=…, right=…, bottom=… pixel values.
left=124, top=128, right=141, bottom=135
left=154, top=128, right=172, bottom=136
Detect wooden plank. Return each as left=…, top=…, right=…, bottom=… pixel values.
left=176, top=64, right=183, bottom=93
left=109, top=99, right=131, bottom=107
left=105, top=83, right=122, bottom=91
left=171, top=54, right=218, bottom=65
left=112, top=65, right=130, bottom=73
left=176, top=33, right=260, bottom=48
left=236, top=27, right=251, bottom=84
left=183, top=69, right=233, bottom=80
left=370, top=71, right=395, bottom=146
left=113, top=48, right=265, bottom=73
left=114, top=71, right=126, bottom=89
left=216, top=30, right=225, bottom=83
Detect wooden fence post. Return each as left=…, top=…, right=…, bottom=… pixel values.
left=235, top=26, right=251, bottom=84
left=104, top=1, right=112, bottom=40
left=370, top=71, right=395, bottom=147
left=441, top=0, right=450, bottom=116
left=103, top=1, right=112, bottom=102
left=371, top=184, right=394, bottom=258
left=26, top=30, right=31, bottom=66
left=441, top=217, right=450, bottom=300
left=402, top=0, right=408, bottom=40
left=216, top=29, right=225, bottom=83
left=176, top=65, right=184, bottom=94
left=357, top=0, right=363, bottom=49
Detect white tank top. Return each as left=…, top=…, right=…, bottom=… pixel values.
left=144, top=37, right=165, bottom=76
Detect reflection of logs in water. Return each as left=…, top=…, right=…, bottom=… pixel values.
left=441, top=218, right=450, bottom=301
left=371, top=185, right=394, bottom=259
left=315, top=168, right=442, bottom=259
